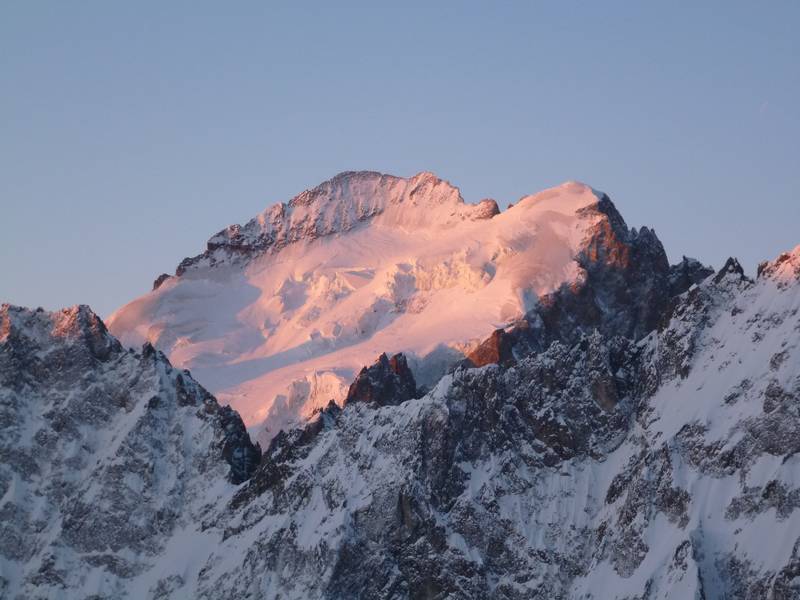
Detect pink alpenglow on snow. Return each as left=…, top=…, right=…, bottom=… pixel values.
left=108, top=172, right=622, bottom=440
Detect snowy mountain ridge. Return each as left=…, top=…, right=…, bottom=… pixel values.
left=3, top=172, right=800, bottom=599
left=0, top=303, right=259, bottom=598
left=169, top=171, right=500, bottom=280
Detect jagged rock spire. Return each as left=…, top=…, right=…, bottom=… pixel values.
left=344, top=352, right=418, bottom=407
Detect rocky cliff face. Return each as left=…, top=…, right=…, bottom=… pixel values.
left=344, top=352, right=419, bottom=407
left=0, top=304, right=259, bottom=599
left=509, top=195, right=714, bottom=357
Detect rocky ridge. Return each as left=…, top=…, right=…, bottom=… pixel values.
left=344, top=352, right=420, bottom=407
left=0, top=304, right=259, bottom=598
left=170, top=171, right=500, bottom=280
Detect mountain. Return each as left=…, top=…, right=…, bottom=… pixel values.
left=0, top=304, right=259, bottom=598
left=3, top=172, right=800, bottom=599
left=107, top=171, right=696, bottom=443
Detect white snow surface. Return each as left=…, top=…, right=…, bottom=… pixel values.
left=108, top=173, right=605, bottom=439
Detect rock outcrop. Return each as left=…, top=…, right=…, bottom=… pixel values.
left=463, top=328, right=515, bottom=368
left=344, top=352, right=418, bottom=407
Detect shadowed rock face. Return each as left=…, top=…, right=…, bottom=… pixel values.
left=152, top=273, right=171, bottom=290
left=420, top=194, right=713, bottom=389
left=344, top=352, right=418, bottom=407
left=714, top=256, right=746, bottom=284
left=669, top=256, right=716, bottom=297
left=0, top=303, right=261, bottom=597
left=501, top=196, right=714, bottom=361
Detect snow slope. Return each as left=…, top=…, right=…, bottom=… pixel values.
left=108, top=172, right=609, bottom=439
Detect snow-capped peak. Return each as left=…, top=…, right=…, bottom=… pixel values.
left=170, top=171, right=503, bottom=280
left=1, top=303, right=121, bottom=359
left=9, top=179, right=800, bottom=598
left=108, top=173, right=644, bottom=439
left=758, top=243, right=800, bottom=283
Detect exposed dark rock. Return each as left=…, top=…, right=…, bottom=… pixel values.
left=473, top=198, right=500, bottom=219
left=152, top=273, right=171, bottom=290
left=215, top=404, right=261, bottom=484
left=229, top=400, right=340, bottom=512
left=668, top=256, right=715, bottom=296
left=508, top=195, right=711, bottom=360
left=714, top=257, right=746, bottom=284
left=344, top=352, right=418, bottom=407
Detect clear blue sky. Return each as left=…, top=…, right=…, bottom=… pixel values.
left=2, top=1, right=799, bottom=317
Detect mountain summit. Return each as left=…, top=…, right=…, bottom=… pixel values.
left=108, top=172, right=696, bottom=441
left=172, top=170, right=500, bottom=278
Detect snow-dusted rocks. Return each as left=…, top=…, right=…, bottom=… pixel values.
left=107, top=172, right=697, bottom=442
left=176, top=171, right=502, bottom=276
left=758, top=244, right=800, bottom=284
left=0, top=304, right=259, bottom=598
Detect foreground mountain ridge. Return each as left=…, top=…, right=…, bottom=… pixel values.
left=2, top=173, right=800, bottom=598
left=0, top=304, right=260, bottom=598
